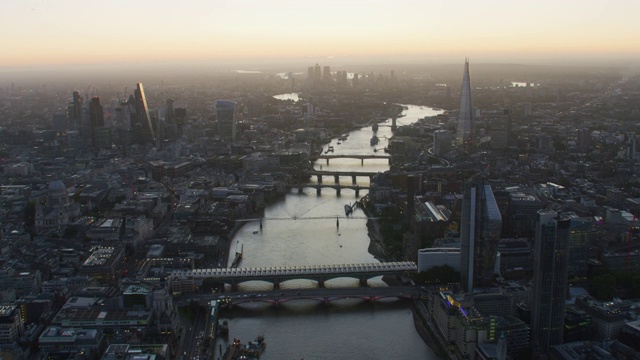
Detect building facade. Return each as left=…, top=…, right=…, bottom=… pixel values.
left=531, top=210, right=571, bottom=354
left=460, top=181, right=503, bottom=293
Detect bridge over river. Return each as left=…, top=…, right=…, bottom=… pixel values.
left=310, top=154, right=391, bottom=165
left=183, top=286, right=419, bottom=307
left=168, top=261, right=417, bottom=293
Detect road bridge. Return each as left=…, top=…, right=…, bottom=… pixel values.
left=168, top=261, right=417, bottom=293
left=303, top=170, right=379, bottom=185
left=297, top=183, right=369, bottom=196
left=183, top=286, right=419, bottom=307
left=310, top=154, right=391, bottom=165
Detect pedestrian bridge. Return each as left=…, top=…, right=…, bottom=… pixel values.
left=167, top=261, right=417, bottom=293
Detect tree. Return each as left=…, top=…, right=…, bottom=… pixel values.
left=413, top=265, right=461, bottom=285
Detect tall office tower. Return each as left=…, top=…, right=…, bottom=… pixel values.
left=567, top=216, right=592, bottom=279
left=216, top=100, right=237, bottom=142
left=307, top=66, right=314, bottom=82
left=313, top=63, right=322, bottom=84
left=174, top=107, right=187, bottom=138
left=68, top=91, right=84, bottom=133
left=532, top=210, right=570, bottom=355
left=433, top=130, right=452, bottom=156
left=133, top=83, right=155, bottom=145
left=323, top=66, right=331, bottom=82
left=352, top=73, right=359, bottom=87
left=89, top=97, right=104, bottom=148
left=460, top=180, right=502, bottom=293
left=165, top=99, right=174, bottom=125
left=456, top=58, right=474, bottom=154
left=489, top=109, right=512, bottom=150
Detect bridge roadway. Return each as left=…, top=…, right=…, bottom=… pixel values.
left=310, top=154, right=391, bottom=165
left=296, top=182, right=369, bottom=196
left=168, top=261, right=417, bottom=292
left=184, top=286, right=419, bottom=306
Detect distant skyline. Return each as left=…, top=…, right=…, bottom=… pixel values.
left=1, top=0, right=639, bottom=69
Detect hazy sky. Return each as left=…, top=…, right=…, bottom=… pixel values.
left=1, top=0, right=639, bottom=68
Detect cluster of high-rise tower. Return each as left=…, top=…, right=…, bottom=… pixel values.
left=65, top=83, right=158, bottom=150
left=457, top=60, right=576, bottom=355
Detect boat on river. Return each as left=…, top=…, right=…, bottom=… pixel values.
left=242, top=336, right=266, bottom=358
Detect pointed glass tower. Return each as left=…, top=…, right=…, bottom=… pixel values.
left=456, top=58, right=474, bottom=153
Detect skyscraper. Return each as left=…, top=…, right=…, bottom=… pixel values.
left=133, top=83, right=155, bottom=145
left=456, top=58, right=474, bottom=153
left=68, top=91, right=84, bottom=133
left=89, top=97, right=104, bottom=148
left=323, top=65, right=331, bottom=82
left=216, top=100, right=237, bottom=142
left=460, top=180, right=502, bottom=293
left=531, top=210, right=570, bottom=354
left=313, top=63, right=322, bottom=84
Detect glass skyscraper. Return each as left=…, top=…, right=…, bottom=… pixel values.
left=216, top=100, right=237, bottom=142
left=532, top=210, right=571, bottom=354
left=456, top=58, right=474, bottom=154
left=460, top=181, right=502, bottom=293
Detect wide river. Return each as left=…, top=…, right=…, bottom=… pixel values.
left=219, top=94, right=444, bottom=360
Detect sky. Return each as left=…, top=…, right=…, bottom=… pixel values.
left=1, top=0, right=639, bottom=68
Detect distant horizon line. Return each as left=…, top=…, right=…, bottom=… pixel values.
left=1, top=55, right=639, bottom=73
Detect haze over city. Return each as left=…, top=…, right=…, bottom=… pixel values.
left=1, top=0, right=639, bottom=71
left=3, top=1, right=640, bottom=360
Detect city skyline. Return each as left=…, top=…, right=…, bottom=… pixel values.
left=1, top=0, right=639, bottom=69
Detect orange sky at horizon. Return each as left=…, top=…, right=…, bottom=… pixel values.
left=1, top=0, right=639, bottom=68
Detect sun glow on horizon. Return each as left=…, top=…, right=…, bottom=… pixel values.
left=1, top=0, right=639, bottom=68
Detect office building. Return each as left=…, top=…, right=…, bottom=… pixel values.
left=216, top=100, right=237, bottom=142
left=433, top=129, right=452, bottom=156
left=531, top=210, right=571, bottom=354
left=0, top=305, right=23, bottom=345
left=314, top=63, right=321, bottom=84
left=89, top=97, right=105, bottom=148
left=323, top=65, right=331, bottom=82
left=133, top=83, right=155, bottom=144
left=488, top=109, right=512, bottom=150
left=456, top=58, right=474, bottom=153
left=68, top=90, right=83, bottom=134
left=38, top=326, right=105, bottom=355
left=567, top=217, right=592, bottom=279
left=460, top=181, right=503, bottom=293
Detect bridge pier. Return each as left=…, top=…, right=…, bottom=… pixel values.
left=316, top=187, right=321, bottom=196
left=317, top=279, right=325, bottom=288
left=326, top=159, right=330, bottom=165
left=298, top=186, right=303, bottom=194
left=355, top=186, right=360, bottom=197
left=231, top=281, right=239, bottom=292
left=336, top=188, right=341, bottom=196
left=359, top=277, right=368, bottom=287
left=361, top=159, right=364, bottom=166
left=273, top=279, right=280, bottom=290
left=334, top=175, right=339, bottom=183
left=351, top=175, right=356, bottom=184
left=318, top=175, right=323, bottom=184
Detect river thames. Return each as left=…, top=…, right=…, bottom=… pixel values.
left=217, top=95, right=444, bottom=360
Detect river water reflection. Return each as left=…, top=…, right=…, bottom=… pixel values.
left=218, top=98, right=444, bottom=359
